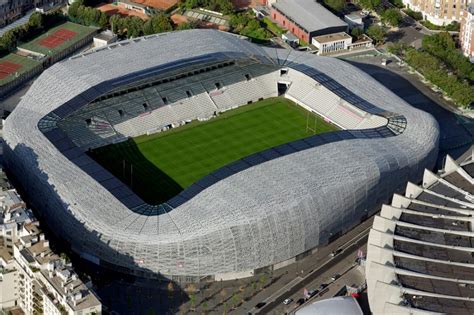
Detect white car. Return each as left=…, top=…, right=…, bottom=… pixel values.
left=283, top=298, right=293, bottom=305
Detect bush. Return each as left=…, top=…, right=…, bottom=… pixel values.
left=404, top=8, right=423, bottom=20
left=421, top=20, right=460, bottom=31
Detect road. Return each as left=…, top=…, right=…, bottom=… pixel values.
left=253, top=227, right=370, bottom=315
left=233, top=217, right=373, bottom=315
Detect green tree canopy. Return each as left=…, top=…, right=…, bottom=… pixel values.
left=381, top=8, right=402, bottom=27
left=366, top=25, right=385, bottom=44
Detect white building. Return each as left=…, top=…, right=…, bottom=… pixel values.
left=312, top=32, right=352, bottom=55
left=93, top=30, right=118, bottom=48
left=344, top=12, right=365, bottom=30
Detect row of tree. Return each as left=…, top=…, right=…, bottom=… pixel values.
left=69, top=0, right=176, bottom=38
left=182, top=0, right=234, bottom=15
left=0, top=11, right=66, bottom=56
left=229, top=13, right=271, bottom=42
left=389, top=34, right=474, bottom=107
left=422, top=32, right=474, bottom=82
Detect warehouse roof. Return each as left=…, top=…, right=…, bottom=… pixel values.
left=272, top=0, right=347, bottom=33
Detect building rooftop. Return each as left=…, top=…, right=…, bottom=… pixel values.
left=313, top=32, right=351, bottom=43
left=94, top=30, right=117, bottom=42
left=272, top=0, right=347, bottom=33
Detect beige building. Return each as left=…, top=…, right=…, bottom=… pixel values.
left=460, top=4, right=474, bottom=58
left=0, top=181, right=101, bottom=315
left=403, top=0, right=474, bottom=25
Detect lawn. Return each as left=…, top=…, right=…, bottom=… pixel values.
left=0, top=53, right=41, bottom=86
left=19, top=22, right=97, bottom=56
left=89, top=97, right=338, bottom=204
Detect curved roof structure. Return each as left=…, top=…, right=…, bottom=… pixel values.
left=3, top=30, right=439, bottom=280
left=367, top=149, right=474, bottom=314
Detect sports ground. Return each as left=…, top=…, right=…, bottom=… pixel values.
left=0, top=53, right=41, bottom=86
left=90, top=97, right=338, bottom=204
left=19, top=22, right=96, bottom=56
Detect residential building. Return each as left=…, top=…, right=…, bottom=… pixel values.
left=460, top=3, right=474, bottom=58
left=0, top=172, right=101, bottom=315
left=0, top=0, right=66, bottom=28
left=403, top=0, right=473, bottom=25
left=270, top=0, right=348, bottom=43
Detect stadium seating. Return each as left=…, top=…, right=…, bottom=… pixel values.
left=59, top=60, right=388, bottom=149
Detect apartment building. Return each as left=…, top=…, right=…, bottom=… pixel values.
left=460, top=3, right=474, bottom=58
left=0, top=0, right=66, bottom=28
left=0, top=175, right=101, bottom=315
left=403, top=0, right=473, bottom=25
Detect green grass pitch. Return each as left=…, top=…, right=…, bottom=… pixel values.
left=89, top=97, right=338, bottom=204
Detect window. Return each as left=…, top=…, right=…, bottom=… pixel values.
left=280, top=69, right=288, bottom=76
left=186, top=90, right=192, bottom=97
left=273, top=13, right=276, bottom=19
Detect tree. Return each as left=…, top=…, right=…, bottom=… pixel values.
left=366, top=25, right=386, bottom=44
left=176, top=22, right=195, bottom=30
left=357, top=0, right=381, bottom=10
left=325, top=0, right=346, bottom=12
left=350, top=27, right=364, bottom=39
left=381, top=8, right=402, bottom=27
left=29, top=12, right=44, bottom=29
left=150, top=13, right=173, bottom=34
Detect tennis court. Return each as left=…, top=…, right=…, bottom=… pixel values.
left=39, top=29, right=78, bottom=49
left=0, top=61, right=22, bottom=80
left=20, top=22, right=97, bottom=56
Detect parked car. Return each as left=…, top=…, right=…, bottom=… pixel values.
left=308, top=289, right=319, bottom=297
left=329, top=248, right=342, bottom=257
left=283, top=298, right=293, bottom=305
left=297, top=298, right=306, bottom=306
left=331, top=274, right=340, bottom=281
left=255, top=302, right=266, bottom=309
left=319, top=283, right=328, bottom=290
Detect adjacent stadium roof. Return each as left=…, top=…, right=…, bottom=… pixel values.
left=272, top=0, right=348, bottom=33
left=295, top=296, right=363, bottom=315
left=3, top=29, right=439, bottom=280
left=367, top=147, right=474, bottom=314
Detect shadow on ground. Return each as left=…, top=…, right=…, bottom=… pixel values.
left=347, top=60, right=474, bottom=166
left=88, top=140, right=183, bottom=204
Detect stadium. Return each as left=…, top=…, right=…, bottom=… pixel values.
left=3, top=29, right=439, bottom=281
left=367, top=150, right=474, bottom=314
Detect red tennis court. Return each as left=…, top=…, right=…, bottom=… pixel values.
left=39, top=29, right=78, bottom=49
left=0, top=61, right=22, bottom=80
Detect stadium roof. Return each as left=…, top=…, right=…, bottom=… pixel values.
left=367, top=148, right=474, bottom=314
left=272, top=0, right=348, bottom=33
left=3, top=30, right=439, bottom=279
left=295, top=296, right=363, bottom=315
